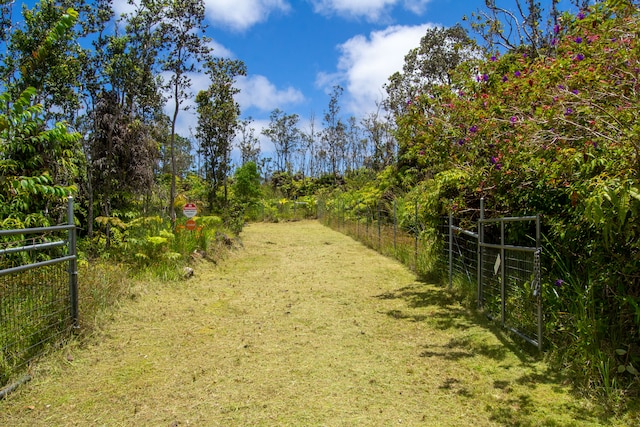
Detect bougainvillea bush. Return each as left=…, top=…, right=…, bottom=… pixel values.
left=395, top=1, right=640, bottom=402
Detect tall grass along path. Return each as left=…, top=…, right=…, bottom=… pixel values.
left=0, top=221, right=623, bottom=426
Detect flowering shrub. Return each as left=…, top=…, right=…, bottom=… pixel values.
left=395, top=2, right=640, bottom=400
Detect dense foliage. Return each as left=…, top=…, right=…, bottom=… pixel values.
left=386, top=1, right=640, bottom=403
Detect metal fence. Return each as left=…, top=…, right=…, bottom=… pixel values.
left=318, top=196, right=543, bottom=351
left=317, top=198, right=436, bottom=276
left=0, top=197, right=78, bottom=387
left=447, top=199, right=542, bottom=350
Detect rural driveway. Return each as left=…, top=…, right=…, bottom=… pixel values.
left=0, top=221, right=603, bottom=426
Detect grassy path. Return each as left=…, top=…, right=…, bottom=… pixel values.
left=0, top=221, right=616, bottom=426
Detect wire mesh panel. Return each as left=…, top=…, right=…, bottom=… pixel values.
left=0, top=263, right=71, bottom=383
left=450, top=229, right=478, bottom=288
left=0, top=199, right=77, bottom=386
left=480, top=246, right=502, bottom=320
left=503, top=248, right=539, bottom=341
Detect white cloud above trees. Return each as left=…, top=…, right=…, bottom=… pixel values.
left=318, top=23, right=434, bottom=117
left=204, top=0, right=291, bottom=31
left=235, top=75, right=305, bottom=112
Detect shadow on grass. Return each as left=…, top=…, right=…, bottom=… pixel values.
left=376, top=280, right=618, bottom=426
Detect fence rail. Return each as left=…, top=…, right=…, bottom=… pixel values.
left=0, top=197, right=78, bottom=387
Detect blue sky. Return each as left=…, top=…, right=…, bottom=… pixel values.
left=111, top=0, right=494, bottom=154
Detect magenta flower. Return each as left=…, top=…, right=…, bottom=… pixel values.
left=510, top=116, right=518, bottom=123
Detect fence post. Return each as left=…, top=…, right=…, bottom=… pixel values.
left=500, top=219, right=506, bottom=328
left=536, top=214, right=543, bottom=351
left=356, top=202, right=359, bottom=239
left=377, top=202, right=381, bottom=250
left=67, top=196, right=79, bottom=329
left=449, top=211, right=453, bottom=290
left=478, top=197, right=485, bottom=309
left=393, top=200, right=397, bottom=254
left=414, top=200, right=418, bottom=271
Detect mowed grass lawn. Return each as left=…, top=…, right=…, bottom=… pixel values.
left=0, top=221, right=629, bottom=426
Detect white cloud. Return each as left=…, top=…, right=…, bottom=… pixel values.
left=235, top=75, right=305, bottom=112
left=112, top=1, right=138, bottom=18
left=320, top=23, right=434, bottom=117
left=204, top=0, right=291, bottom=31
left=310, top=0, right=432, bottom=21
left=208, top=40, right=234, bottom=59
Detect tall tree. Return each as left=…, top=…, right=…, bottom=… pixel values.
left=89, top=90, right=158, bottom=247
left=0, top=1, right=100, bottom=122
left=79, top=0, right=164, bottom=236
left=195, top=58, right=246, bottom=208
left=262, top=108, right=300, bottom=173
left=237, top=117, right=261, bottom=166
left=301, top=112, right=319, bottom=178
left=156, top=0, right=212, bottom=223
left=469, top=0, right=602, bottom=56
left=345, top=116, right=365, bottom=172
left=322, top=85, right=346, bottom=177
left=384, top=24, right=480, bottom=120
left=361, top=106, right=396, bottom=171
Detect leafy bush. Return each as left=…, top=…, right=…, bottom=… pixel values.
left=391, top=2, right=640, bottom=402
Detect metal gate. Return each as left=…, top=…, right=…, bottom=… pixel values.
left=448, top=199, right=542, bottom=350
left=0, top=197, right=78, bottom=387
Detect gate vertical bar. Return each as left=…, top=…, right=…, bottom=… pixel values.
left=67, top=196, right=78, bottom=328
left=449, top=211, right=453, bottom=290
left=414, top=200, right=418, bottom=270
left=500, top=219, right=506, bottom=328
left=536, top=214, right=543, bottom=351
left=478, top=198, right=484, bottom=309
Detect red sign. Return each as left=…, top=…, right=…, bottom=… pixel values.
left=185, top=219, right=197, bottom=230
left=183, top=203, right=197, bottom=218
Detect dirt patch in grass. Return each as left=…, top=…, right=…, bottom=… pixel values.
left=0, top=221, right=632, bottom=426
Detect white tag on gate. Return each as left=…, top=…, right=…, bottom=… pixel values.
left=494, top=254, right=501, bottom=276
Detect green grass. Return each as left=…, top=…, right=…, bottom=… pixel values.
left=1, top=221, right=636, bottom=425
